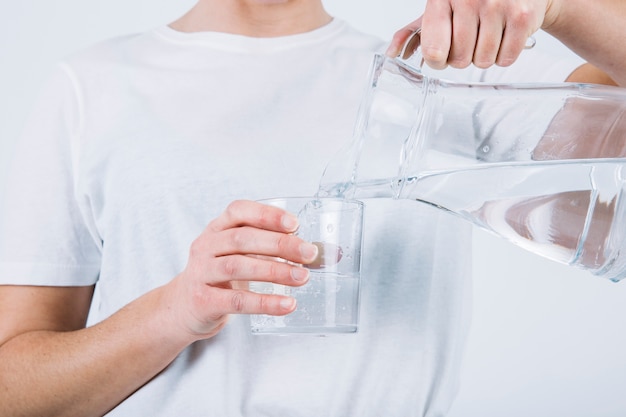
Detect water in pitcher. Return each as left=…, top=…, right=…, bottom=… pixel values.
left=318, top=159, right=626, bottom=282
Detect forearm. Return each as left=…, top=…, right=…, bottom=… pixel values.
left=0, top=286, right=193, bottom=417
left=544, top=0, right=626, bottom=86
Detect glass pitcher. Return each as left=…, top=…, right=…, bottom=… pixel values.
left=318, top=40, right=626, bottom=282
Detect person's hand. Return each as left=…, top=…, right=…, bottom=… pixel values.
left=387, top=0, right=559, bottom=70
left=162, top=200, right=319, bottom=340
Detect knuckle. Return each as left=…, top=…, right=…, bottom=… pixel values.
left=188, top=237, right=205, bottom=259
left=496, top=47, right=521, bottom=67
left=190, top=285, right=210, bottom=310
left=243, top=257, right=263, bottom=279
left=421, top=46, right=447, bottom=66
left=230, top=291, right=246, bottom=313
left=257, top=294, right=269, bottom=312
left=224, top=202, right=237, bottom=221
left=256, top=204, right=276, bottom=226
left=264, top=261, right=281, bottom=281
left=227, top=228, right=248, bottom=250
left=449, top=57, right=472, bottom=69
left=267, top=261, right=280, bottom=277
left=218, top=256, right=238, bottom=277
left=473, top=58, right=494, bottom=69
left=226, top=199, right=245, bottom=213
left=426, top=60, right=448, bottom=71
left=224, top=200, right=246, bottom=223
left=509, top=6, right=532, bottom=27
left=496, top=56, right=515, bottom=67
left=391, top=30, right=405, bottom=44
left=274, top=233, right=293, bottom=255
left=481, top=0, right=500, bottom=15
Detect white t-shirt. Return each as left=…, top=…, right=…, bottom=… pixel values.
left=0, top=19, right=581, bottom=416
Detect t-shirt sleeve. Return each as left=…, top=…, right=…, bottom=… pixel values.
left=0, top=64, right=101, bottom=286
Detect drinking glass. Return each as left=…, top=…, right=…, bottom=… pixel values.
left=250, top=197, right=364, bottom=335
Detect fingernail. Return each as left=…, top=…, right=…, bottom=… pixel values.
left=300, top=242, right=318, bottom=262
left=280, top=297, right=296, bottom=311
left=282, top=214, right=298, bottom=231
left=291, top=267, right=309, bottom=282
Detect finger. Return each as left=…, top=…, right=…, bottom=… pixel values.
left=209, top=287, right=297, bottom=317
left=247, top=241, right=342, bottom=270
left=209, top=200, right=299, bottom=234
left=211, top=254, right=310, bottom=286
left=496, top=5, right=541, bottom=66
left=386, top=18, right=422, bottom=58
left=212, top=227, right=318, bottom=264
left=496, top=24, right=529, bottom=67
left=420, top=1, right=453, bottom=69
left=448, top=7, right=480, bottom=69
left=473, top=18, right=504, bottom=68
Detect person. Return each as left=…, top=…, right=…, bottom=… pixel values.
left=0, top=0, right=622, bottom=416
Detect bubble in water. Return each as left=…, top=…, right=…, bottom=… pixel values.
left=482, top=145, right=490, bottom=153
left=326, top=224, right=335, bottom=233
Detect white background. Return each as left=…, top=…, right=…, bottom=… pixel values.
left=2, top=1, right=626, bottom=416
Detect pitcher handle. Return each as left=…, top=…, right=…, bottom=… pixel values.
left=397, top=28, right=425, bottom=73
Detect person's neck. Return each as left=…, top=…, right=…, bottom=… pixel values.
left=169, top=0, right=332, bottom=37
